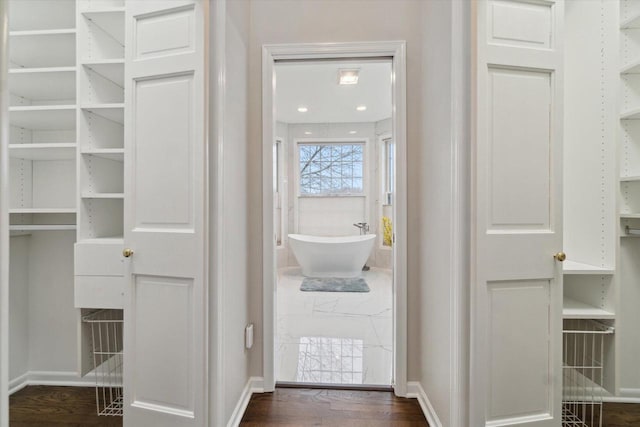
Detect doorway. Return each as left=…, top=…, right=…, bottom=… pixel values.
left=261, top=42, right=407, bottom=395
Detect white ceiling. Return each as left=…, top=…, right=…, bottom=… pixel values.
left=275, top=60, right=392, bottom=124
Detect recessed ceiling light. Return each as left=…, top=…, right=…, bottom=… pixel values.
left=298, top=106, right=308, bottom=113
left=356, top=105, right=367, bottom=111
left=349, top=130, right=357, bottom=134
left=304, top=131, right=312, bottom=135
left=338, top=69, right=360, bottom=85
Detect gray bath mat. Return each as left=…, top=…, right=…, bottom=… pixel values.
left=300, top=277, right=370, bottom=293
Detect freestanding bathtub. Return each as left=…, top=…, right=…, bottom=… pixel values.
left=288, top=234, right=376, bottom=278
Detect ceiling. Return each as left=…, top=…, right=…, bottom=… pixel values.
left=275, top=60, right=392, bottom=124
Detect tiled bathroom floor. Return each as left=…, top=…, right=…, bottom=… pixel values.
left=276, top=267, right=393, bottom=386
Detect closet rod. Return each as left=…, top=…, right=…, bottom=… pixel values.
left=624, top=226, right=640, bottom=236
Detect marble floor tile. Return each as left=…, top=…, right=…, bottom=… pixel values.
left=276, top=267, right=392, bottom=386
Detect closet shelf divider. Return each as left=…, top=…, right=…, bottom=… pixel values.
left=563, top=297, right=615, bottom=320
left=10, top=143, right=76, bottom=161
left=9, top=208, right=76, bottom=214
left=563, top=260, right=615, bottom=275
left=9, top=28, right=76, bottom=37
left=621, top=12, right=640, bottom=29
left=621, top=58, right=640, bottom=74
left=620, top=107, right=640, bottom=120
left=81, top=192, right=124, bottom=199
left=81, top=104, right=124, bottom=124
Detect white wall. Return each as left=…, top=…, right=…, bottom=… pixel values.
left=220, top=0, right=252, bottom=424
left=26, top=232, right=77, bottom=373
left=8, top=231, right=78, bottom=387
left=246, top=1, right=465, bottom=422
left=9, top=235, right=28, bottom=383
left=420, top=1, right=470, bottom=425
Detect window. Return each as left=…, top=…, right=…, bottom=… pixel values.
left=383, top=138, right=394, bottom=205
left=274, top=139, right=283, bottom=246
left=298, top=143, right=364, bottom=195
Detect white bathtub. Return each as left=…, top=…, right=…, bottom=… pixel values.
left=288, top=234, right=376, bottom=278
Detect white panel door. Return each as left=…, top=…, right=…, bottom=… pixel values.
left=472, top=1, right=563, bottom=426
left=123, top=1, right=207, bottom=426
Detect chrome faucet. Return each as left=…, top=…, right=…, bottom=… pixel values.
left=353, top=222, right=369, bottom=235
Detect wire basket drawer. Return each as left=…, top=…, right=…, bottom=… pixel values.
left=83, top=309, right=123, bottom=417
left=562, top=319, right=614, bottom=427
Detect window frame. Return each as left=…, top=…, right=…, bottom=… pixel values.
left=295, top=138, right=368, bottom=198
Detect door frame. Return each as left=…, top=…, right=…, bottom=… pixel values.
left=0, top=1, right=8, bottom=426
left=261, top=41, right=408, bottom=395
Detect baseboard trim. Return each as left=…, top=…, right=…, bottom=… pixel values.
left=227, top=376, right=264, bottom=427
left=604, top=388, right=640, bottom=403
left=407, top=381, right=443, bottom=427
left=9, top=371, right=99, bottom=395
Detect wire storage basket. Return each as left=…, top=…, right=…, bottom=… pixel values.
left=562, top=319, right=614, bottom=427
left=83, top=309, right=124, bottom=417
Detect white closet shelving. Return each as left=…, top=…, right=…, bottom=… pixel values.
left=77, top=1, right=124, bottom=243
left=74, top=0, right=125, bottom=365
left=6, top=0, right=84, bottom=398
left=617, top=0, right=640, bottom=401
left=563, top=0, right=618, bottom=397
left=8, top=0, right=77, bottom=233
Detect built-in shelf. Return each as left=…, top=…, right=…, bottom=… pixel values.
left=563, top=297, right=615, bottom=320
left=10, top=143, right=76, bottom=160
left=82, top=10, right=125, bottom=45
left=9, top=224, right=76, bottom=232
left=563, top=260, right=615, bottom=275
left=9, top=67, right=76, bottom=103
left=82, top=60, right=124, bottom=86
left=81, top=104, right=124, bottom=124
left=9, top=29, right=76, bottom=69
left=9, top=208, right=76, bottom=214
left=620, top=108, right=640, bottom=120
left=622, top=59, right=640, bottom=74
left=81, top=192, right=124, bottom=199
left=621, top=13, right=640, bottom=29
left=620, top=213, right=640, bottom=219
left=10, top=105, right=76, bottom=130
left=622, top=60, right=640, bottom=74
left=620, top=175, right=640, bottom=182
left=9, top=0, right=75, bottom=33
left=9, top=28, right=76, bottom=37
left=81, top=148, right=124, bottom=162
left=78, top=237, right=124, bottom=244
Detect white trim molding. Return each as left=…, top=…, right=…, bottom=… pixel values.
left=9, top=371, right=104, bottom=396
left=407, top=381, right=443, bottom=427
left=262, top=41, right=408, bottom=395
left=0, top=1, right=9, bottom=426
left=208, top=0, right=226, bottom=426
left=226, top=377, right=264, bottom=427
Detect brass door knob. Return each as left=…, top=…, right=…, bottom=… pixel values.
left=123, top=248, right=134, bottom=258
left=554, top=252, right=566, bottom=262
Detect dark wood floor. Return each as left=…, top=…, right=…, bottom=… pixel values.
left=603, top=403, right=640, bottom=427
left=239, top=388, right=428, bottom=426
left=8, top=385, right=640, bottom=426
left=10, top=386, right=122, bottom=427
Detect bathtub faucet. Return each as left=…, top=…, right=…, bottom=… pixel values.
left=353, top=222, right=370, bottom=235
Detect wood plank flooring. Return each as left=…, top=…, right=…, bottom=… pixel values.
left=10, top=386, right=122, bottom=427
left=239, top=388, right=428, bottom=426
left=8, top=385, right=640, bottom=426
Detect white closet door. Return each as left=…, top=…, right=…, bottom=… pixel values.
left=471, top=1, right=564, bottom=426
left=123, top=1, right=208, bottom=426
